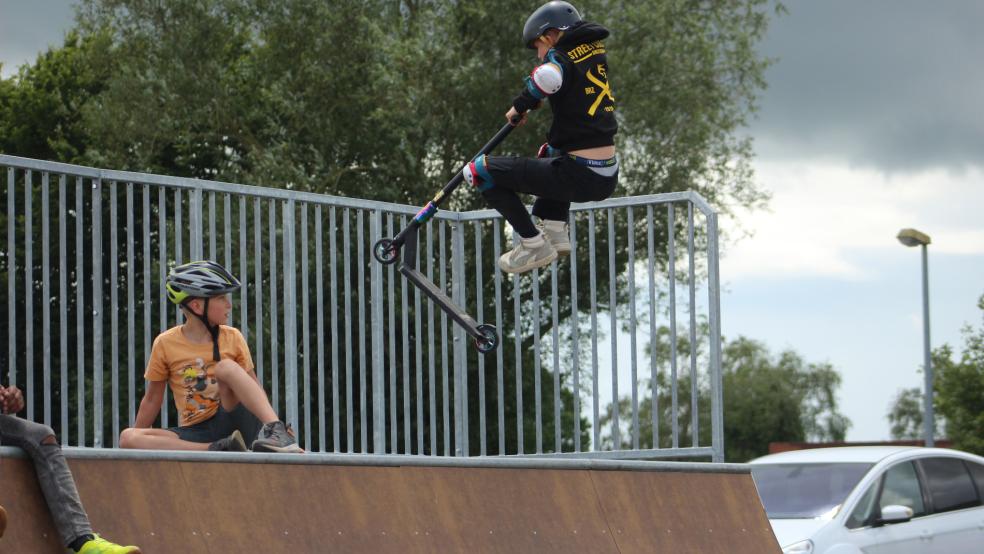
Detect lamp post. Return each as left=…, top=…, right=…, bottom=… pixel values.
left=896, top=228, right=933, bottom=447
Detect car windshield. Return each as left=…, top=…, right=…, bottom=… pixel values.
left=751, top=463, right=874, bottom=518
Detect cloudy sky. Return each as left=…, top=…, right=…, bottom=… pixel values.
left=2, top=1, right=982, bottom=442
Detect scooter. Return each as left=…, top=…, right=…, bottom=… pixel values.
left=372, top=118, right=521, bottom=353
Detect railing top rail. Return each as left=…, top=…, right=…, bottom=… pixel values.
left=0, top=154, right=717, bottom=218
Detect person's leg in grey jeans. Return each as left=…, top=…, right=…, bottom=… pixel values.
left=0, top=414, right=92, bottom=547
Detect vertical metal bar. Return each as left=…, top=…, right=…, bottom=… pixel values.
left=6, top=168, right=15, bottom=391
left=190, top=188, right=202, bottom=260
left=387, top=215, right=397, bottom=453
left=25, top=170, right=34, bottom=420
left=439, top=222, right=449, bottom=456
left=533, top=267, right=542, bottom=454
left=668, top=204, right=679, bottom=448
left=570, top=214, right=580, bottom=452
left=414, top=225, right=424, bottom=454
left=451, top=219, right=467, bottom=456
left=512, top=267, right=523, bottom=455
left=76, top=177, right=86, bottom=445
left=59, top=175, right=68, bottom=440
left=208, top=191, right=216, bottom=261
left=607, top=208, right=620, bottom=450
left=175, top=189, right=183, bottom=326
left=551, top=257, right=561, bottom=453
left=315, top=206, right=326, bottom=451
left=301, top=204, right=311, bottom=450
left=42, top=173, right=51, bottom=426
left=475, top=221, right=486, bottom=456
left=628, top=208, right=639, bottom=450
left=238, top=197, right=248, bottom=357
left=493, top=219, right=505, bottom=455
left=282, top=201, right=298, bottom=435
left=588, top=211, right=599, bottom=450
left=646, top=205, right=659, bottom=449
left=343, top=208, right=354, bottom=453
left=426, top=222, right=436, bottom=455
left=224, top=194, right=232, bottom=325
left=357, top=210, right=367, bottom=453
left=159, top=188, right=168, bottom=429
left=707, top=210, right=724, bottom=462
left=370, top=210, right=385, bottom=454
left=91, top=178, right=104, bottom=447
left=401, top=215, right=411, bottom=455
left=330, top=206, right=340, bottom=452
left=110, top=182, right=120, bottom=446
left=688, top=202, right=698, bottom=446
left=143, top=186, right=151, bottom=417
left=126, top=183, right=136, bottom=427
left=253, top=197, right=264, bottom=386
left=269, top=202, right=280, bottom=413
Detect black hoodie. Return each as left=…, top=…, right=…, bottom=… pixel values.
left=512, top=22, right=617, bottom=152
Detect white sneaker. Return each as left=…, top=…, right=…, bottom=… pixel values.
left=537, top=220, right=571, bottom=257
left=498, top=233, right=557, bottom=274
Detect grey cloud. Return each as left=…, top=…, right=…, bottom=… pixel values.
left=0, top=0, right=77, bottom=76
left=750, top=0, right=984, bottom=171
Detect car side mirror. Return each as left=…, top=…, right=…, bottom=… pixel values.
left=877, top=504, right=914, bottom=525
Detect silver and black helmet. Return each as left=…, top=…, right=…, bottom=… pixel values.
left=165, top=260, right=241, bottom=305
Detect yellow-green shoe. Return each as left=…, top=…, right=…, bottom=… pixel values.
left=78, top=535, right=142, bottom=554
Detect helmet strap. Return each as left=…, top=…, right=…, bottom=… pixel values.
left=186, top=297, right=222, bottom=362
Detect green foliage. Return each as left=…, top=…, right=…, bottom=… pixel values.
left=602, top=334, right=850, bottom=462
left=0, top=30, right=111, bottom=162
left=887, top=387, right=925, bottom=440
left=932, top=294, right=984, bottom=456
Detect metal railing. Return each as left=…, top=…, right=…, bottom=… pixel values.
left=0, top=154, right=723, bottom=461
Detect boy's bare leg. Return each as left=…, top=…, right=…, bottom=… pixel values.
left=213, top=360, right=278, bottom=424
left=118, top=428, right=209, bottom=451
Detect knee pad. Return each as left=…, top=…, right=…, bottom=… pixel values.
left=462, top=155, right=494, bottom=191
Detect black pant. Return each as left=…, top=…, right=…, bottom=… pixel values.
left=482, top=155, right=618, bottom=238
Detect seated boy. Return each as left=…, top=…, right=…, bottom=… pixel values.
left=1, top=384, right=141, bottom=552
left=120, top=260, right=300, bottom=453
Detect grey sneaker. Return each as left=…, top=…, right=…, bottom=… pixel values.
left=537, top=220, right=571, bottom=257
left=208, top=429, right=247, bottom=452
left=251, top=421, right=303, bottom=453
left=498, top=234, right=557, bottom=274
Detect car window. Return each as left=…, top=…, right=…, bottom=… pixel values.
left=751, top=463, right=873, bottom=518
left=846, top=481, right=880, bottom=529
left=879, top=461, right=925, bottom=517
left=919, top=457, right=979, bottom=513
left=967, top=461, right=984, bottom=499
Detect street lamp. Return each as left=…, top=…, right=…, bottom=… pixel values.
left=896, top=228, right=933, bottom=447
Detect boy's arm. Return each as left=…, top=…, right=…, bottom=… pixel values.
left=133, top=380, right=167, bottom=428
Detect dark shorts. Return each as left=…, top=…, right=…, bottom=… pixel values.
left=169, top=403, right=262, bottom=445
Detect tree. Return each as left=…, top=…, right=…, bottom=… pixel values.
left=887, top=387, right=924, bottom=440
left=932, top=294, right=984, bottom=455
left=602, top=334, right=850, bottom=462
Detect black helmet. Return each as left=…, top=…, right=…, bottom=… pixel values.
left=165, top=260, right=241, bottom=305
left=522, top=1, right=581, bottom=49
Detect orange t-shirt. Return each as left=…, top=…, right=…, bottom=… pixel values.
left=144, top=325, right=254, bottom=427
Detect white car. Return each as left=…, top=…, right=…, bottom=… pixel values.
left=749, top=446, right=984, bottom=554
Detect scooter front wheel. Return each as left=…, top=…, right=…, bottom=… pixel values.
left=474, top=324, right=499, bottom=353
left=373, top=238, right=400, bottom=265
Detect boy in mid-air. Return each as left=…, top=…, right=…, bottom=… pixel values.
left=462, top=1, right=618, bottom=274
left=120, top=261, right=300, bottom=453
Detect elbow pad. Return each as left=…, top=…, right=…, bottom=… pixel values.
left=525, top=63, right=564, bottom=100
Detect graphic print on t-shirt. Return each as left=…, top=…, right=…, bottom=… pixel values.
left=180, top=357, right=219, bottom=423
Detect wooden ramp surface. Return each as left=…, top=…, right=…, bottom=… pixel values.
left=0, top=449, right=779, bottom=553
